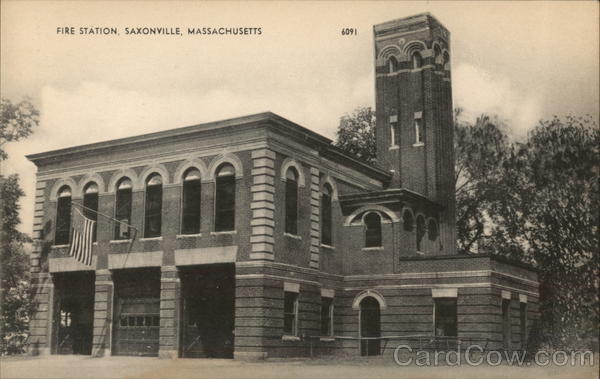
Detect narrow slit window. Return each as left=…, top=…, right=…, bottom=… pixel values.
left=390, top=123, right=397, bottom=146
left=364, top=212, right=382, bottom=248
left=82, top=182, right=98, bottom=242
left=55, top=186, right=72, bottom=245
left=416, top=215, right=425, bottom=252
left=388, top=56, right=398, bottom=73
left=321, top=184, right=333, bottom=245
left=114, top=178, right=132, bottom=240
left=503, top=298, right=511, bottom=348
left=181, top=168, right=201, bottom=234
left=285, top=167, right=299, bottom=235
left=411, top=51, right=423, bottom=69
left=144, top=173, right=163, bottom=238
left=415, top=118, right=424, bottom=144
left=215, top=163, right=235, bottom=232
left=520, top=302, right=527, bottom=348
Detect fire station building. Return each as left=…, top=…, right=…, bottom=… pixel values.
left=27, top=14, right=539, bottom=359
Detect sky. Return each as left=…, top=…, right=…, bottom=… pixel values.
left=1, top=1, right=598, bottom=236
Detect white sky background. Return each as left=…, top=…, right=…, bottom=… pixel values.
left=1, top=1, right=599, bottom=236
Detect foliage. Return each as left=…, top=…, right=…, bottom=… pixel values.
left=0, top=97, right=38, bottom=354
left=333, top=107, right=377, bottom=164
left=0, top=97, right=39, bottom=161
left=335, top=106, right=599, bottom=349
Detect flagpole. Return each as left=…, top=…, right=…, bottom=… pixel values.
left=71, top=202, right=138, bottom=232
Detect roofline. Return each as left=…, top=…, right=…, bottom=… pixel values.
left=25, top=111, right=391, bottom=182
left=339, top=188, right=443, bottom=210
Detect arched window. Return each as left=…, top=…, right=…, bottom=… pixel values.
left=428, top=219, right=438, bottom=241
left=321, top=184, right=333, bottom=246
left=144, top=173, right=163, bottom=238
left=55, top=185, right=72, bottom=245
left=285, top=167, right=299, bottom=235
left=114, top=177, right=132, bottom=240
left=388, top=56, right=398, bottom=73
left=403, top=209, right=414, bottom=232
left=181, top=168, right=201, bottom=234
left=364, top=212, right=382, bottom=248
left=215, top=163, right=235, bottom=232
left=416, top=215, right=425, bottom=252
left=443, top=51, right=450, bottom=71
left=83, top=182, right=98, bottom=242
left=434, top=45, right=442, bottom=65
left=411, top=51, right=422, bottom=69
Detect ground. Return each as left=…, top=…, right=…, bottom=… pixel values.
left=1, top=355, right=598, bottom=379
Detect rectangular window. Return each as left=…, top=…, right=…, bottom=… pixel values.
left=434, top=297, right=457, bottom=337
left=55, top=196, right=71, bottom=245
left=285, top=180, right=298, bottom=235
left=144, top=185, right=162, bottom=237
left=215, top=175, right=235, bottom=231
left=283, top=291, right=298, bottom=335
left=320, top=297, right=334, bottom=336
left=502, top=298, right=511, bottom=348
left=181, top=180, right=201, bottom=234
left=114, top=188, right=132, bottom=239
left=520, top=302, right=527, bottom=348
left=415, top=118, right=424, bottom=144
left=390, top=123, right=397, bottom=146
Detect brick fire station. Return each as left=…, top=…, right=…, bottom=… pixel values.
left=27, top=13, right=539, bottom=359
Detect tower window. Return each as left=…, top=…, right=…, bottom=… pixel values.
left=415, top=117, right=424, bottom=144
left=411, top=51, right=423, bottom=69
left=144, top=173, right=163, bottom=238
left=181, top=168, right=201, bottom=234
left=114, top=178, right=132, bottom=240
left=321, top=183, right=333, bottom=246
left=443, top=51, right=451, bottom=71
left=82, top=182, right=99, bottom=242
left=215, top=163, right=236, bottom=231
left=403, top=210, right=414, bottom=232
left=428, top=219, right=438, bottom=241
left=416, top=215, right=425, bottom=252
left=364, top=212, right=382, bottom=248
left=388, top=56, right=398, bottom=73
left=285, top=167, right=299, bottom=235
left=390, top=123, right=397, bottom=146
left=55, top=185, right=72, bottom=245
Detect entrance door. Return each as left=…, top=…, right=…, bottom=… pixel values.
left=360, top=297, right=381, bottom=356
left=54, top=272, right=94, bottom=355
left=180, top=264, right=235, bottom=358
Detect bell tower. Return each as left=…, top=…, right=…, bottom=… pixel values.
left=374, top=13, right=456, bottom=253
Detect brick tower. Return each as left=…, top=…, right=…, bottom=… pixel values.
left=374, top=13, right=456, bottom=253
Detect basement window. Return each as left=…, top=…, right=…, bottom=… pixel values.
left=320, top=297, right=334, bottom=336
left=283, top=291, right=299, bottom=336
left=434, top=298, right=457, bottom=337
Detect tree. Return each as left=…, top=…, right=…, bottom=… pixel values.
left=0, top=97, right=39, bottom=160
left=333, top=107, right=377, bottom=164
left=0, top=97, right=38, bottom=352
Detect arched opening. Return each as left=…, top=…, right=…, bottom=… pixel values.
left=321, top=183, right=333, bottom=245
left=434, top=45, right=442, bottom=65
left=443, top=51, right=450, bottom=71
left=144, top=173, right=163, bottom=238
left=428, top=219, right=438, bottom=241
left=181, top=167, right=201, bottom=234
left=411, top=51, right=423, bottom=69
left=114, top=178, right=132, bottom=240
left=403, top=209, right=414, bottom=232
left=215, top=163, right=236, bottom=232
left=55, top=185, right=72, bottom=245
left=285, top=167, right=299, bottom=235
left=82, top=182, right=98, bottom=242
left=388, top=56, right=398, bottom=73
left=359, top=296, right=381, bottom=356
left=364, top=212, right=382, bottom=248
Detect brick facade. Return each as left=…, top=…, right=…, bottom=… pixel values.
left=26, top=13, right=538, bottom=360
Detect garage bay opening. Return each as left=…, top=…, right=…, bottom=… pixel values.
left=179, top=264, right=235, bottom=358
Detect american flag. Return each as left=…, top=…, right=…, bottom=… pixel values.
left=68, top=207, right=95, bottom=266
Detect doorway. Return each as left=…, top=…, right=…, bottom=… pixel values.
left=179, top=264, right=235, bottom=358
left=360, top=296, right=381, bottom=356
left=53, top=271, right=95, bottom=355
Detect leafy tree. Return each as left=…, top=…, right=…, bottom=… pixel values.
left=333, top=107, right=377, bottom=164
left=0, top=97, right=38, bottom=351
left=0, top=97, right=39, bottom=160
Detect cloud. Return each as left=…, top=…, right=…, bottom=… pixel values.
left=453, top=63, right=543, bottom=138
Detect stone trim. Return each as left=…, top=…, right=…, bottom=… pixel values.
left=249, top=149, right=275, bottom=260
left=309, top=167, right=320, bottom=269
left=432, top=288, right=457, bottom=298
